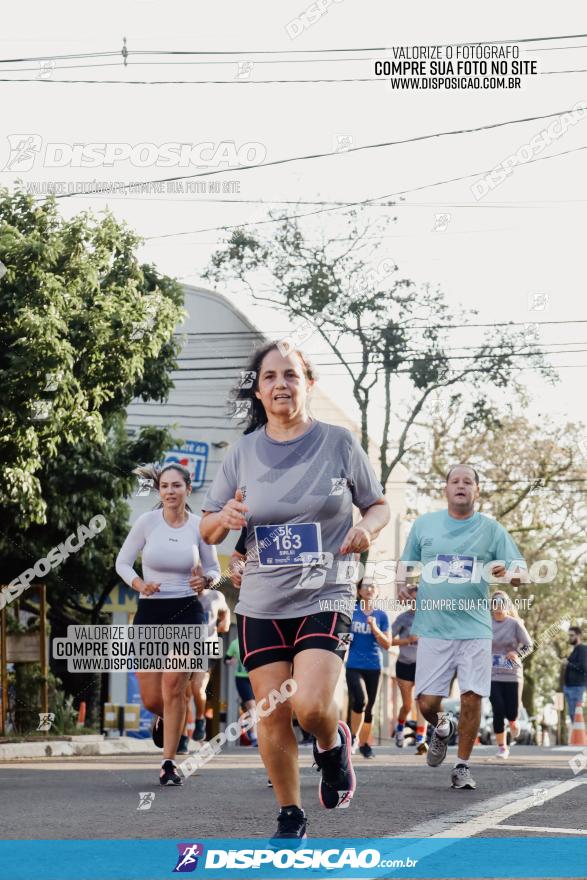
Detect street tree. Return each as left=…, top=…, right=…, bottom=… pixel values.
left=205, top=209, right=553, bottom=489
left=0, top=190, right=186, bottom=722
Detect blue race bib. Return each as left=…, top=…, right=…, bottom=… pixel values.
left=435, top=554, right=476, bottom=581
left=492, top=653, right=510, bottom=669
left=255, top=523, right=321, bottom=567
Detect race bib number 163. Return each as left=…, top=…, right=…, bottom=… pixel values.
left=255, top=523, right=322, bottom=567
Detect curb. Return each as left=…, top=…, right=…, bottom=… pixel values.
left=0, top=735, right=159, bottom=761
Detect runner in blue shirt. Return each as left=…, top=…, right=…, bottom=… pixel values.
left=396, top=464, right=525, bottom=791
left=346, top=580, right=391, bottom=758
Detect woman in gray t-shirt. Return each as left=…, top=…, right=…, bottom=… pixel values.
left=201, top=341, right=390, bottom=840
left=490, top=590, right=532, bottom=759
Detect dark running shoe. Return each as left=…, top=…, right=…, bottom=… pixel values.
left=176, top=734, right=189, bottom=755
left=152, top=715, right=164, bottom=749
left=159, top=759, right=183, bottom=786
left=313, top=721, right=356, bottom=809
left=270, top=805, right=307, bottom=846
left=193, top=718, right=206, bottom=741
left=359, top=743, right=375, bottom=759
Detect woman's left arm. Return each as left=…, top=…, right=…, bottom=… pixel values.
left=341, top=499, right=390, bottom=554
left=358, top=499, right=390, bottom=539
left=516, top=620, right=533, bottom=653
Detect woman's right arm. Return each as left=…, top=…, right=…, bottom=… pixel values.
left=115, top=516, right=158, bottom=595
left=200, top=489, right=248, bottom=545
left=200, top=449, right=248, bottom=545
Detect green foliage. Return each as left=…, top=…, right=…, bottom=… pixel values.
left=0, top=189, right=185, bottom=532
left=0, top=189, right=185, bottom=628
left=8, top=666, right=79, bottom=735
left=49, top=680, right=80, bottom=735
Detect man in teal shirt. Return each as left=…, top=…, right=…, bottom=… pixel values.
left=396, top=464, right=525, bottom=791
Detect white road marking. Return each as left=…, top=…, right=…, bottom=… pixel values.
left=393, top=777, right=587, bottom=840
left=393, top=779, right=569, bottom=839
left=497, top=824, right=587, bottom=835
left=431, top=777, right=587, bottom=838
left=380, top=778, right=587, bottom=876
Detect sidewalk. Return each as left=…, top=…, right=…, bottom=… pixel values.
left=0, top=735, right=160, bottom=761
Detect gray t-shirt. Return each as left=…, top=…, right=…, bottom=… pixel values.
left=198, top=589, right=228, bottom=642
left=203, top=420, right=384, bottom=619
left=392, top=609, right=417, bottom=664
left=491, top=616, right=532, bottom=681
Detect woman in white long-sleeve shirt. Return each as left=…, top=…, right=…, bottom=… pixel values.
left=116, top=462, right=221, bottom=786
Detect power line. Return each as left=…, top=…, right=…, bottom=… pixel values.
left=23, top=105, right=584, bottom=205
left=0, top=76, right=378, bottom=84
left=3, top=70, right=584, bottom=83
left=0, top=56, right=388, bottom=74
left=526, top=43, right=587, bottom=52
left=541, top=68, right=587, bottom=75
left=172, top=319, right=587, bottom=334
left=164, top=350, right=581, bottom=373
left=4, top=60, right=587, bottom=76
left=0, top=47, right=393, bottom=64
left=0, top=50, right=119, bottom=63
left=42, top=193, right=587, bottom=208
left=171, top=345, right=587, bottom=364
left=177, top=340, right=587, bottom=352
left=142, top=142, right=587, bottom=240
left=3, top=35, right=587, bottom=65
left=3, top=66, right=587, bottom=82
left=165, top=362, right=587, bottom=379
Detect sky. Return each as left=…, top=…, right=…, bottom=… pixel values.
left=2, top=1, right=587, bottom=443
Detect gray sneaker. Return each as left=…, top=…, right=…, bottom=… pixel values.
left=450, top=764, right=476, bottom=790
left=426, top=718, right=456, bottom=768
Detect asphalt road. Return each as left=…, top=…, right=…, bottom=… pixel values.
left=0, top=743, right=585, bottom=841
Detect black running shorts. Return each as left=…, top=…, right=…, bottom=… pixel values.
left=133, top=595, right=205, bottom=626
left=236, top=611, right=352, bottom=673
left=395, top=660, right=416, bottom=683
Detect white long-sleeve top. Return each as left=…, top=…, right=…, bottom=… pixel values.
left=116, top=509, right=221, bottom=600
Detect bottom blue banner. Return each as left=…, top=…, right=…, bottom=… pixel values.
left=0, top=837, right=585, bottom=879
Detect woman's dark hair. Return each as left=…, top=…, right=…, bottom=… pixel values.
left=132, top=462, right=193, bottom=512
left=355, top=578, right=377, bottom=611
left=231, top=340, right=317, bottom=435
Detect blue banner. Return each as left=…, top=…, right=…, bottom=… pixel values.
left=126, top=669, right=153, bottom=738
left=0, top=838, right=585, bottom=879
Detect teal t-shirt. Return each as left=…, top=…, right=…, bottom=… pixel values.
left=399, top=511, right=525, bottom=640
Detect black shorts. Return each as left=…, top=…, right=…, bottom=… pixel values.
left=235, top=676, right=255, bottom=703
left=395, top=660, right=416, bottom=683
left=133, top=595, right=205, bottom=626
left=236, top=611, right=352, bottom=673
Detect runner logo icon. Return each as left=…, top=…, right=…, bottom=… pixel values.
left=173, top=843, right=204, bottom=873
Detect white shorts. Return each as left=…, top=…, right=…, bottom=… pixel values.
left=414, top=637, right=492, bottom=698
